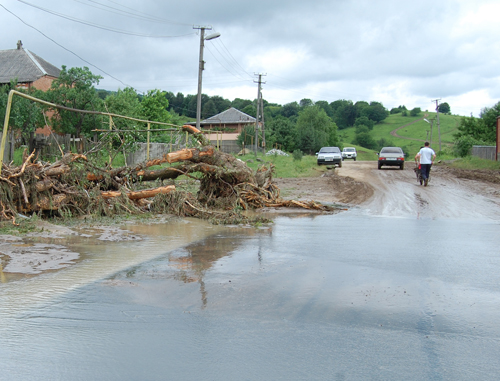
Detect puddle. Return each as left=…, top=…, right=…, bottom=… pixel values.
left=0, top=217, right=227, bottom=308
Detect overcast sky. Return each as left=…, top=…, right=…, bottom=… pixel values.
left=1, top=0, right=499, bottom=116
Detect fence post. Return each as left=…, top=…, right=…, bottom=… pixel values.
left=109, top=115, right=112, bottom=167
left=0, top=90, right=14, bottom=176
left=147, top=122, right=151, bottom=161
left=496, top=116, right=500, bottom=161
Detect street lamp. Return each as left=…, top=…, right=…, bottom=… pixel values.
left=194, top=26, right=221, bottom=130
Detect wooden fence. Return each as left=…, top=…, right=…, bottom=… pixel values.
left=471, top=145, right=497, bottom=161
left=0, top=131, right=15, bottom=163
left=35, top=133, right=93, bottom=158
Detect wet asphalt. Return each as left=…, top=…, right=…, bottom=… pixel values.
left=1, top=208, right=500, bottom=380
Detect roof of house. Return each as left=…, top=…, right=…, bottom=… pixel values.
left=0, top=41, right=60, bottom=84
left=202, top=107, right=256, bottom=124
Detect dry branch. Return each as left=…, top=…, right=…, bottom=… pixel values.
left=0, top=130, right=339, bottom=224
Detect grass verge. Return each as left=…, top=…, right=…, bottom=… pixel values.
left=447, top=156, right=500, bottom=170
left=238, top=153, right=329, bottom=178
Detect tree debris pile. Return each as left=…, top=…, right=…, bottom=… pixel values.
left=0, top=141, right=338, bottom=225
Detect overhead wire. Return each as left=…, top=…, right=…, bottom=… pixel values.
left=71, top=0, right=192, bottom=26
left=15, top=0, right=253, bottom=93
left=205, top=33, right=253, bottom=80
left=218, top=38, right=254, bottom=79
left=1, top=3, right=132, bottom=88
left=18, top=0, right=194, bottom=38
left=205, top=44, right=252, bottom=83
left=11, top=0, right=326, bottom=106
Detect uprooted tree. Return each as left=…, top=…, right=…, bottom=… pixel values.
left=0, top=125, right=337, bottom=225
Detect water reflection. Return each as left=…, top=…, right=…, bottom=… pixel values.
left=0, top=262, right=6, bottom=283
left=108, top=227, right=273, bottom=308
left=0, top=218, right=224, bottom=310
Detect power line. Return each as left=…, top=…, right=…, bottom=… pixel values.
left=216, top=38, right=253, bottom=79
left=72, top=0, right=192, bottom=26
left=18, top=0, right=194, bottom=38
left=205, top=45, right=252, bottom=83
left=1, top=3, right=131, bottom=88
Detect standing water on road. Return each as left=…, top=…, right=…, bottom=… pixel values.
left=1, top=208, right=500, bottom=380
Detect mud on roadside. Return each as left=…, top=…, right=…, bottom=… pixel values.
left=440, top=165, right=500, bottom=184
left=273, top=169, right=374, bottom=206
left=0, top=217, right=167, bottom=278
left=273, top=162, right=500, bottom=206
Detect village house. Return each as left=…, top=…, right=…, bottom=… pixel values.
left=188, top=107, right=261, bottom=152
left=0, top=40, right=61, bottom=137
left=0, top=40, right=60, bottom=91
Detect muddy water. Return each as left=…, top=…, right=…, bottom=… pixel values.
left=2, top=210, right=500, bottom=380
left=0, top=219, right=222, bottom=301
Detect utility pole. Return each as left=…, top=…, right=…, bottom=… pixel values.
left=260, top=95, right=266, bottom=150
left=193, top=26, right=220, bottom=131
left=429, top=118, right=434, bottom=147
left=194, top=26, right=209, bottom=131
left=254, top=73, right=266, bottom=154
left=432, top=98, right=442, bottom=151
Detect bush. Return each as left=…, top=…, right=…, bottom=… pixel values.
left=454, top=136, right=478, bottom=157
left=292, top=149, right=303, bottom=161
left=410, top=107, right=421, bottom=117
left=376, top=138, right=393, bottom=150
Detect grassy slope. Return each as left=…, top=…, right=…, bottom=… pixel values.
left=339, top=112, right=462, bottom=158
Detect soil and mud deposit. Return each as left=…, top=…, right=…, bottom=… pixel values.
left=0, top=222, right=149, bottom=279
left=274, top=168, right=374, bottom=206
left=274, top=161, right=500, bottom=219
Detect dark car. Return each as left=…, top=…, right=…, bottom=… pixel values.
left=317, top=147, right=342, bottom=167
left=377, top=147, right=405, bottom=170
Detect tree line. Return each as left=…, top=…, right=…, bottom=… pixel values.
left=1, top=65, right=449, bottom=156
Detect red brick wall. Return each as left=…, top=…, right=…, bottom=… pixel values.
left=35, top=125, right=53, bottom=136
left=31, top=75, right=56, bottom=91
left=31, top=76, right=57, bottom=135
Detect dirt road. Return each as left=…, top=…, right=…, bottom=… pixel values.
left=274, top=161, right=500, bottom=219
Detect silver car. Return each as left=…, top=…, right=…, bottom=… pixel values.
left=377, top=147, right=405, bottom=170
left=317, top=147, right=342, bottom=167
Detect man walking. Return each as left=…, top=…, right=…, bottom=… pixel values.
left=415, top=142, right=436, bottom=186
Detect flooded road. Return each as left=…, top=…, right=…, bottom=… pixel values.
left=1, top=165, right=500, bottom=380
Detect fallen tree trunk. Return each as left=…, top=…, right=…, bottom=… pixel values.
left=165, top=147, right=215, bottom=163
left=101, top=185, right=175, bottom=200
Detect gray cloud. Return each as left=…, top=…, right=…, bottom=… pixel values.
left=1, top=0, right=498, bottom=116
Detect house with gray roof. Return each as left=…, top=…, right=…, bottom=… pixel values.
left=187, top=107, right=259, bottom=153
left=0, top=40, right=60, bottom=91
left=198, top=107, right=256, bottom=132
left=190, top=106, right=258, bottom=134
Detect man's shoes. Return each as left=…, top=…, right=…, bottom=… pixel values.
left=424, top=178, right=428, bottom=187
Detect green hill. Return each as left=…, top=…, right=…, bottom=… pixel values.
left=339, top=112, right=462, bottom=157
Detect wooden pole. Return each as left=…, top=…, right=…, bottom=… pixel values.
left=0, top=90, right=14, bottom=176
left=109, top=115, right=112, bottom=167
left=147, top=122, right=151, bottom=161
